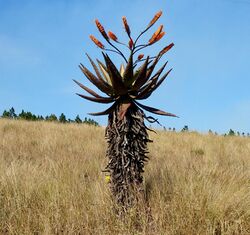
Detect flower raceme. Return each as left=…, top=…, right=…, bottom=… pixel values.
left=122, top=16, right=131, bottom=37
left=137, top=54, right=144, bottom=60
left=89, top=35, right=104, bottom=49
left=95, top=19, right=109, bottom=41
left=148, top=10, right=162, bottom=27
left=108, top=31, right=118, bottom=41
left=148, top=25, right=165, bottom=45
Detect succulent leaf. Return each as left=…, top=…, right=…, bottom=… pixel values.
left=123, top=53, right=133, bottom=87
left=86, top=54, right=111, bottom=87
left=79, top=63, right=113, bottom=95
left=150, top=68, right=172, bottom=93
left=139, top=61, right=168, bottom=92
left=136, top=62, right=168, bottom=99
left=73, top=79, right=103, bottom=98
left=134, top=100, right=177, bottom=117
left=120, top=64, right=125, bottom=78
left=138, top=68, right=172, bottom=100
left=76, top=93, right=114, bottom=103
left=102, top=53, right=127, bottom=95
left=88, top=101, right=118, bottom=116
left=96, top=59, right=112, bottom=85
left=146, top=55, right=161, bottom=80
left=131, top=56, right=150, bottom=91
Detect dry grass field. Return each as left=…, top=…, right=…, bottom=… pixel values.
left=0, top=119, right=249, bottom=235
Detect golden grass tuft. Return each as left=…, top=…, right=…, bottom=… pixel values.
left=0, top=119, right=249, bottom=234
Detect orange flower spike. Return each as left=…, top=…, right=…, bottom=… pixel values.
left=95, top=19, right=109, bottom=41
left=108, top=31, right=118, bottom=41
left=148, top=25, right=163, bottom=44
left=154, top=32, right=165, bottom=43
left=160, top=43, right=175, bottom=55
left=128, top=38, right=134, bottom=49
left=148, top=10, right=162, bottom=27
left=122, top=16, right=131, bottom=37
left=137, top=54, right=144, bottom=60
left=89, top=35, right=105, bottom=49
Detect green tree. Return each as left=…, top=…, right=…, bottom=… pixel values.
left=9, top=107, right=17, bottom=118
left=75, top=115, right=82, bottom=123
left=2, top=110, right=10, bottom=118
left=18, top=110, right=37, bottom=121
left=2, top=107, right=16, bottom=119
left=228, top=129, right=235, bottom=136
left=182, top=125, right=189, bottom=132
left=46, top=114, right=58, bottom=122
left=18, top=110, right=26, bottom=119
left=59, top=113, right=67, bottom=123
left=37, top=115, right=44, bottom=121
left=82, top=118, right=99, bottom=126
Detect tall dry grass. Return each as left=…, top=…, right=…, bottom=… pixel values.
left=0, top=119, right=249, bottom=234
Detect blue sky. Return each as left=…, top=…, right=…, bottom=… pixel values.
left=0, top=0, right=250, bottom=133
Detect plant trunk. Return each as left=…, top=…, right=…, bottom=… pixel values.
left=105, top=102, right=150, bottom=210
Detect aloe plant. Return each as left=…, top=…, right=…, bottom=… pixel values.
left=74, top=11, right=177, bottom=209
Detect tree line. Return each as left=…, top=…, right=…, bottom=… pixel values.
left=1, top=107, right=99, bottom=126
left=164, top=125, right=250, bottom=137
left=1, top=108, right=249, bottom=136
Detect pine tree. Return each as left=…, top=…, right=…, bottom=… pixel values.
left=59, top=113, right=67, bottom=123
left=2, top=110, right=10, bottom=118
left=2, top=107, right=16, bottom=119
left=182, top=125, right=189, bottom=132
left=75, top=115, right=82, bottom=123
left=9, top=107, right=17, bottom=118
left=228, top=129, right=235, bottom=136
left=47, top=114, right=58, bottom=122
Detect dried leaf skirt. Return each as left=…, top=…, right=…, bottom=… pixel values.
left=105, top=104, right=150, bottom=208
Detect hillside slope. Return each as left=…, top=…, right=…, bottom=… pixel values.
left=0, top=119, right=249, bottom=234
